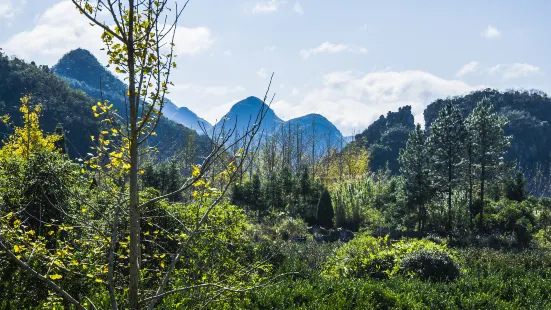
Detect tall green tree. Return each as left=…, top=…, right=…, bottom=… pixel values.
left=465, top=98, right=509, bottom=228
left=399, top=124, right=432, bottom=232
left=316, top=188, right=334, bottom=228
left=428, top=103, right=466, bottom=231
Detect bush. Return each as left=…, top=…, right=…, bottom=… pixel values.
left=322, top=233, right=458, bottom=280
left=399, top=249, right=460, bottom=281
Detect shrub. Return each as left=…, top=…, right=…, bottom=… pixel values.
left=399, top=249, right=460, bottom=281
left=322, top=233, right=458, bottom=280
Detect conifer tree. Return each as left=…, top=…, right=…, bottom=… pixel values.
left=465, top=98, right=509, bottom=227
left=399, top=124, right=432, bottom=232
left=316, top=188, right=334, bottom=228
left=428, top=103, right=466, bottom=231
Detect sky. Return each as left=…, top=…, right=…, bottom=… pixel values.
left=1, top=0, right=550, bottom=135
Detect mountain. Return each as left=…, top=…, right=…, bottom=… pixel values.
left=0, top=52, right=99, bottom=158
left=51, top=48, right=211, bottom=158
left=354, top=106, right=415, bottom=174
left=278, top=113, right=347, bottom=152
left=163, top=104, right=213, bottom=134
left=424, top=88, right=551, bottom=183
left=52, top=48, right=212, bottom=134
left=214, top=96, right=283, bottom=136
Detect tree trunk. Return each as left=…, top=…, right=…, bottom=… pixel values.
left=127, top=2, right=141, bottom=308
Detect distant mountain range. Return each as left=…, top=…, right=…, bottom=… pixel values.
left=213, top=96, right=347, bottom=151
left=52, top=49, right=346, bottom=149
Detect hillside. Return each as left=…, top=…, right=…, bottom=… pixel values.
left=425, top=89, right=551, bottom=178
left=0, top=52, right=99, bottom=158
left=52, top=49, right=211, bottom=159
left=354, top=106, right=415, bottom=174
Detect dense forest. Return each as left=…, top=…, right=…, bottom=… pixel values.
left=1, top=1, right=551, bottom=310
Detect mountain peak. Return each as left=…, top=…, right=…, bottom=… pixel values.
left=52, top=48, right=113, bottom=89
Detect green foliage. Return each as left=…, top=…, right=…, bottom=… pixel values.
left=399, top=249, right=460, bottom=281
left=331, top=175, right=388, bottom=231
left=355, top=106, right=415, bottom=174
left=316, top=189, right=334, bottom=228
left=232, top=168, right=324, bottom=224
left=505, top=171, right=528, bottom=202
left=428, top=103, right=466, bottom=231
left=322, top=233, right=456, bottom=280
left=399, top=124, right=432, bottom=232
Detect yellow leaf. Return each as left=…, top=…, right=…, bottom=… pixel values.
left=101, top=131, right=109, bottom=135
left=48, top=230, right=55, bottom=236
left=192, top=165, right=200, bottom=177
left=92, top=106, right=97, bottom=112
left=81, top=208, right=87, bottom=213
left=49, top=274, right=63, bottom=280
left=94, top=113, right=100, bottom=118
left=13, top=245, right=21, bottom=253
left=160, top=262, right=165, bottom=269
left=95, top=278, right=104, bottom=283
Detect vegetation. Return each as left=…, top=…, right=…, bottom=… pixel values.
left=2, top=1, right=551, bottom=310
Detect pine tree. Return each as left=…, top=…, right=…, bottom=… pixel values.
left=316, top=188, right=334, bottom=228
left=428, top=103, right=466, bottom=231
left=505, top=171, right=527, bottom=202
left=465, top=98, right=510, bottom=228
left=399, top=124, right=432, bottom=232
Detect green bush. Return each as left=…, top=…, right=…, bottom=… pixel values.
left=399, top=249, right=460, bottom=281
left=322, top=233, right=457, bottom=280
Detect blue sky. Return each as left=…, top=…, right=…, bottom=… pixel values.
left=1, top=0, right=549, bottom=135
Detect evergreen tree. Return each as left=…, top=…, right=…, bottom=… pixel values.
left=465, top=98, right=510, bottom=228
left=399, top=124, right=432, bottom=232
left=505, top=171, right=527, bottom=202
left=316, top=188, right=334, bottom=228
left=428, top=103, right=466, bottom=231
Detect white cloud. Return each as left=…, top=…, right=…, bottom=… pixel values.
left=171, top=27, right=214, bottom=55
left=293, top=1, right=304, bottom=15
left=481, top=25, right=501, bottom=38
left=272, top=70, right=483, bottom=135
left=265, top=45, right=277, bottom=52
left=300, top=41, right=368, bottom=59
left=291, top=87, right=300, bottom=96
left=223, top=50, right=232, bottom=56
left=484, top=63, right=540, bottom=79
left=359, top=24, right=368, bottom=31
left=455, top=61, right=479, bottom=77
left=257, top=67, right=268, bottom=78
left=1, top=0, right=213, bottom=65
left=252, top=0, right=285, bottom=13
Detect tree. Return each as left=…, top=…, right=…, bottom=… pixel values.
left=428, top=103, right=466, bottom=231
left=399, top=124, right=432, bottom=232
left=465, top=98, right=509, bottom=229
left=316, top=189, right=334, bottom=228
left=465, top=98, right=509, bottom=228
left=505, top=171, right=527, bottom=202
